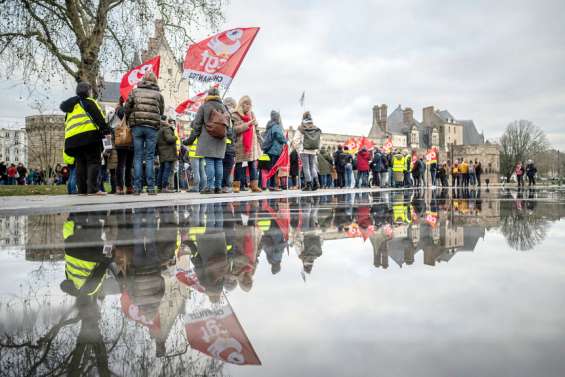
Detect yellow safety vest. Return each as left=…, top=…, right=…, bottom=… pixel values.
left=257, top=219, right=271, bottom=232
left=63, top=152, right=75, bottom=165
left=64, top=97, right=104, bottom=140
left=392, top=155, right=405, bottom=172
left=63, top=220, right=75, bottom=240
left=258, top=154, right=271, bottom=162
left=188, top=138, right=203, bottom=158
left=64, top=254, right=104, bottom=295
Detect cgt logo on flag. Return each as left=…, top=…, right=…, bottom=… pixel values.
left=184, top=27, right=260, bottom=87
left=120, top=56, right=160, bottom=100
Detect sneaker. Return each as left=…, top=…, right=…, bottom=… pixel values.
left=148, top=190, right=157, bottom=196
left=222, top=187, right=232, bottom=193
left=94, top=191, right=107, bottom=196
left=200, top=188, right=214, bottom=194
left=214, top=187, right=221, bottom=194
left=133, top=191, right=141, bottom=196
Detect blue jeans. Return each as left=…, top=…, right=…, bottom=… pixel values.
left=190, top=158, right=206, bottom=191
left=358, top=171, right=369, bottom=187
left=132, top=126, right=158, bottom=193
left=344, top=163, right=353, bottom=188
left=222, top=153, right=235, bottom=188
left=205, top=157, right=223, bottom=189
left=235, top=161, right=258, bottom=182
left=67, top=165, right=77, bottom=194
left=300, top=153, right=317, bottom=183
left=157, top=161, right=173, bottom=189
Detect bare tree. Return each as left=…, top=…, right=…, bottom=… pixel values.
left=0, top=0, right=225, bottom=97
left=499, top=120, right=549, bottom=181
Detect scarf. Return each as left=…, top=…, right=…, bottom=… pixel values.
left=240, top=112, right=254, bottom=154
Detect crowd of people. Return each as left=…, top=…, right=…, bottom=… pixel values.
left=44, top=76, right=529, bottom=195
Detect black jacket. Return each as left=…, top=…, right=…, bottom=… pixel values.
left=60, top=96, right=109, bottom=153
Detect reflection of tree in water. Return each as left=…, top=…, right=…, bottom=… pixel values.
left=0, top=283, right=228, bottom=376
left=499, top=191, right=548, bottom=251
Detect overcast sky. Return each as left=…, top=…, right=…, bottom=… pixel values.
left=1, top=0, right=564, bottom=148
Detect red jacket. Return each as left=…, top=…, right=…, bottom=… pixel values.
left=7, top=166, right=17, bottom=177
left=357, top=150, right=371, bottom=172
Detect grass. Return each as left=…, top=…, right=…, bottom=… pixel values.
left=0, top=185, right=69, bottom=196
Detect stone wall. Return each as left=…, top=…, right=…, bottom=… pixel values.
left=25, top=115, right=65, bottom=171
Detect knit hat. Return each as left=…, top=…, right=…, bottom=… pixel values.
left=76, top=82, right=92, bottom=98
left=208, top=87, right=220, bottom=97
left=302, top=111, right=313, bottom=125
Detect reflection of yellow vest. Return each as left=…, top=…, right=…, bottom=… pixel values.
left=188, top=138, right=203, bottom=158
left=63, top=220, right=75, bottom=240
left=393, top=204, right=411, bottom=224
left=64, top=254, right=104, bottom=295
left=188, top=226, right=206, bottom=241
left=64, top=97, right=104, bottom=140
left=392, top=155, right=404, bottom=172
left=257, top=219, right=271, bottom=232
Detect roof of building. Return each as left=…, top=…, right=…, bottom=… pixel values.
left=437, top=110, right=484, bottom=145
left=99, top=81, right=120, bottom=103
left=387, top=105, right=427, bottom=146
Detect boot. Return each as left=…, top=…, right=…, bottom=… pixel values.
left=250, top=180, right=262, bottom=193
left=302, top=182, right=312, bottom=191
left=232, top=181, right=241, bottom=193
left=116, top=186, right=124, bottom=195
left=312, top=178, right=319, bottom=191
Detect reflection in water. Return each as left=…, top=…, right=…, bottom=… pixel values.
left=2, top=187, right=565, bottom=375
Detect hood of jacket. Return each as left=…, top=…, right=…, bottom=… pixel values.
left=60, top=96, right=81, bottom=113
left=137, top=80, right=160, bottom=91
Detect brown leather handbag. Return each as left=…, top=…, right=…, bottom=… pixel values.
left=114, top=117, right=133, bottom=147
left=205, top=108, right=228, bottom=139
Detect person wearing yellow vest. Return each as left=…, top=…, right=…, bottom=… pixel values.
left=60, top=82, right=110, bottom=195
left=63, top=151, right=78, bottom=194
left=392, top=150, right=405, bottom=187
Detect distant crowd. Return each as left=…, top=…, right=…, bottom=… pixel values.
left=3, top=74, right=539, bottom=194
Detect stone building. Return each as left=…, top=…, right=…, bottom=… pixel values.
left=25, top=115, right=65, bottom=172
left=452, top=143, right=500, bottom=183
left=0, top=127, right=27, bottom=165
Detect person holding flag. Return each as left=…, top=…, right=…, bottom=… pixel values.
left=261, top=110, right=286, bottom=191
left=232, top=96, right=262, bottom=193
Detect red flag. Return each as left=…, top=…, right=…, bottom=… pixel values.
left=359, top=137, right=375, bottom=151
left=183, top=28, right=260, bottom=87
left=344, top=137, right=359, bottom=154
left=383, top=136, right=393, bottom=153
left=425, top=147, right=438, bottom=163
left=120, top=291, right=161, bottom=334
left=119, top=56, right=160, bottom=100
left=265, top=144, right=289, bottom=180
left=175, top=91, right=207, bottom=114
left=185, top=293, right=261, bottom=365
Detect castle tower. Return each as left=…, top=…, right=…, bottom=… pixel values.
left=369, top=104, right=388, bottom=138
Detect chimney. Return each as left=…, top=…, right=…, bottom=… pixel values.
left=403, top=107, right=413, bottom=124
left=423, top=106, right=434, bottom=126
left=378, top=104, right=388, bottom=133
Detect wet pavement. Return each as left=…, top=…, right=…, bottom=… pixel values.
left=1, top=187, right=565, bottom=377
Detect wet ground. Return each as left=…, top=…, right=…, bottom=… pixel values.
left=1, top=187, right=565, bottom=377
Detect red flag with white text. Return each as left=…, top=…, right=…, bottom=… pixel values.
left=176, top=91, right=208, bottom=114
left=119, top=56, right=160, bottom=100
left=183, top=28, right=260, bottom=87
left=185, top=293, right=261, bottom=365
left=265, top=144, right=289, bottom=180
left=383, top=136, right=393, bottom=153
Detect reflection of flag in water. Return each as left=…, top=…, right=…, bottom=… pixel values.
left=262, top=200, right=291, bottom=241
left=176, top=267, right=206, bottom=293
left=120, top=291, right=161, bottom=334
left=425, top=211, right=438, bottom=227
left=345, top=223, right=375, bottom=241
left=185, top=293, right=261, bottom=365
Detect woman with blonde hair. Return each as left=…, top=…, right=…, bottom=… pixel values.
left=232, top=95, right=262, bottom=193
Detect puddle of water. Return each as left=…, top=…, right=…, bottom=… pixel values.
left=1, top=188, right=565, bottom=377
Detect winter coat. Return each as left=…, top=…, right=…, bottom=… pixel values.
left=317, top=149, right=333, bottom=175
left=333, top=150, right=345, bottom=171
left=124, top=80, right=164, bottom=129
left=292, top=124, right=321, bottom=155
left=526, top=163, right=537, bottom=177
left=262, top=119, right=286, bottom=157
left=356, top=150, right=371, bottom=172
left=187, top=98, right=228, bottom=159
left=157, top=124, right=178, bottom=162
left=60, top=96, right=109, bottom=153
left=290, top=149, right=300, bottom=176
left=232, top=111, right=261, bottom=163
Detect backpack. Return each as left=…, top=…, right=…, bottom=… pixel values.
left=302, top=128, right=321, bottom=150
left=205, top=108, right=228, bottom=139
